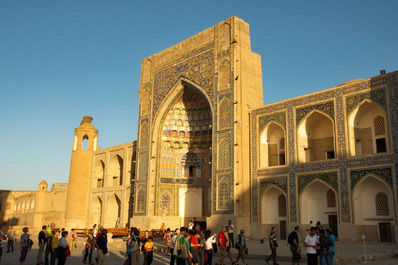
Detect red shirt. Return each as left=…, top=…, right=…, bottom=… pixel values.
left=218, top=231, right=226, bottom=247
left=190, top=236, right=199, bottom=249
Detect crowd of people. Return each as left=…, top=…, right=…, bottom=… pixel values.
left=0, top=220, right=337, bottom=265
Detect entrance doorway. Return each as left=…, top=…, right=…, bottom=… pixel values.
left=328, top=215, right=338, bottom=237
left=379, top=222, right=392, bottom=242
left=279, top=220, right=287, bottom=240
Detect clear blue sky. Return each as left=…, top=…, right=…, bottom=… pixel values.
left=1, top=1, right=397, bottom=190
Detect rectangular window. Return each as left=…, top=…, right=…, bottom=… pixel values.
left=376, top=138, right=387, bottom=153
left=326, top=151, right=335, bottom=159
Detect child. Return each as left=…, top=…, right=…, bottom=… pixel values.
left=144, top=236, right=154, bottom=265
left=19, top=227, right=31, bottom=265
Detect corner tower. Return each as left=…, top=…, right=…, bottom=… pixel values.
left=65, top=116, right=98, bottom=229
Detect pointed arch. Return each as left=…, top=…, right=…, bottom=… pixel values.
left=219, top=59, right=231, bottom=90
left=259, top=122, right=286, bottom=167
left=93, top=159, right=105, bottom=188
left=160, top=191, right=173, bottom=216
left=109, top=155, right=123, bottom=186
left=217, top=177, right=231, bottom=211
left=297, top=110, right=335, bottom=162
left=299, top=179, right=338, bottom=225
left=348, top=100, right=388, bottom=156
left=260, top=185, right=287, bottom=224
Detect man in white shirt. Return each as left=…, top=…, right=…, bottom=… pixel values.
left=304, top=227, right=319, bottom=265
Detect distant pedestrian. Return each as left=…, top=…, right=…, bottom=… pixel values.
left=19, top=227, right=32, bottom=265
left=6, top=226, right=15, bottom=253
left=165, top=228, right=172, bottom=255
left=143, top=236, right=154, bottom=265
left=83, top=232, right=94, bottom=264
left=304, top=227, right=319, bottom=265
left=170, top=228, right=179, bottom=265
left=95, top=229, right=108, bottom=265
left=288, top=226, right=301, bottom=265
left=57, top=231, right=69, bottom=265
left=265, top=226, right=279, bottom=265
left=326, top=228, right=335, bottom=265
left=188, top=220, right=194, bottom=231
left=318, top=229, right=331, bottom=265
left=37, top=225, right=46, bottom=265
left=69, top=228, right=77, bottom=252
left=227, top=220, right=235, bottom=248
left=161, top=223, right=166, bottom=241
left=204, top=230, right=216, bottom=265
left=234, top=229, right=248, bottom=265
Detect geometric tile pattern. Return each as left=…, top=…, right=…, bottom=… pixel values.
left=259, top=177, right=288, bottom=195
left=296, top=101, right=334, bottom=125
left=350, top=167, right=393, bottom=191
left=258, top=112, right=286, bottom=131
left=346, top=88, right=386, bottom=114
left=152, top=49, right=215, bottom=120
left=297, top=171, right=338, bottom=194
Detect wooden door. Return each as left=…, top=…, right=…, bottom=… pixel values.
left=379, top=222, right=392, bottom=242
left=328, top=215, right=338, bottom=237
left=279, top=220, right=287, bottom=240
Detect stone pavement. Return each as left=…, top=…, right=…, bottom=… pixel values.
left=1, top=238, right=397, bottom=265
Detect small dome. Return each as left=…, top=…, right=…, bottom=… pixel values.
left=38, top=180, right=48, bottom=191
left=337, top=79, right=367, bottom=87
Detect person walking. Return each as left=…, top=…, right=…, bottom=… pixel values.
left=216, top=226, right=227, bottom=265
left=44, top=223, right=55, bottom=265
left=227, top=220, right=235, bottom=249
left=318, top=229, right=332, bottom=265
left=57, top=231, right=69, bottom=265
left=265, top=226, right=279, bottom=265
left=95, top=229, right=108, bottom=265
left=170, top=228, right=179, bottom=265
left=326, top=228, right=335, bottom=265
left=234, top=229, right=248, bottom=265
left=19, top=227, right=32, bottom=265
left=165, top=228, right=172, bottom=256
left=130, top=228, right=141, bottom=265
left=204, top=230, right=216, bottom=265
left=161, top=223, right=166, bottom=241
left=83, top=232, right=94, bottom=264
left=288, top=226, right=301, bottom=265
left=69, top=228, right=77, bottom=252
left=174, top=227, right=187, bottom=265
left=304, top=227, right=319, bottom=265
left=37, top=225, right=46, bottom=265
left=6, top=226, right=15, bottom=253
left=50, top=230, right=59, bottom=265
left=189, top=230, right=203, bottom=265
left=143, top=236, right=155, bottom=265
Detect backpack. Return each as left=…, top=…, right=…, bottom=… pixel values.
left=319, top=235, right=331, bottom=251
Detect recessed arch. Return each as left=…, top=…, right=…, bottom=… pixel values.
left=93, top=160, right=105, bottom=188
left=260, top=185, right=287, bottom=224
left=299, top=179, right=338, bottom=226
left=348, top=100, right=388, bottom=156
left=109, top=155, right=123, bottom=186
left=297, top=110, right=335, bottom=162
left=259, top=122, right=286, bottom=167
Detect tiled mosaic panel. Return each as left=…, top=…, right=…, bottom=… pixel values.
left=258, top=112, right=286, bottom=132
left=135, top=185, right=146, bottom=214
left=259, top=177, right=288, bottom=195
left=350, top=167, right=393, bottom=191
left=217, top=135, right=232, bottom=169
left=296, top=101, right=335, bottom=125
left=345, top=88, right=386, bottom=114
left=138, top=153, right=148, bottom=180
left=298, top=171, right=338, bottom=194
left=152, top=50, right=215, bottom=119
left=218, top=97, right=232, bottom=130
left=139, top=121, right=149, bottom=148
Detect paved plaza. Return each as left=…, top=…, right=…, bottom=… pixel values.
left=1, top=237, right=397, bottom=265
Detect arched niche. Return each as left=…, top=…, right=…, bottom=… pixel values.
left=109, top=155, right=123, bottom=187
left=261, top=186, right=287, bottom=224
left=93, top=160, right=105, bottom=188
left=297, top=111, right=335, bottom=162
left=91, top=196, right=102, bottom=225
left=179, top=188, right=202, bottom=217
left=259, top=122, right=286, bottom=168
left=348, top=101, right=388, bottom=156
left=299, top=180, right=338, bottom=226
left=104, top=193, right=121, bottom=228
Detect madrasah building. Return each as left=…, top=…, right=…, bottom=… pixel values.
left=1, top=17, right=397, bottom=243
